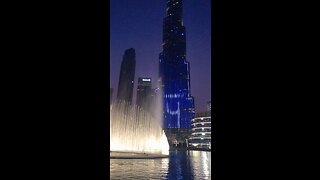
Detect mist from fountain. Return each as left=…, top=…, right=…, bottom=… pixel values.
left=110, top=89, right=169, bottom=156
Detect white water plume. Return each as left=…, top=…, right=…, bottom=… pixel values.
left=110, top=89, right=169, bottom=155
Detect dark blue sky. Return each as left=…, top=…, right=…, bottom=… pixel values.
left=110, top=0, right=211, bottom=112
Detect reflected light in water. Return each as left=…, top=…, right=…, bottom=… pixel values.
left=189, top=151, right=211, bottom=180
left=110, top=151, right=211, bottom=179
left=201, top=151, right=211, bottom=178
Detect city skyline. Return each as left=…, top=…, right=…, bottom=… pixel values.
left=110, top=0, right=211, bottom=112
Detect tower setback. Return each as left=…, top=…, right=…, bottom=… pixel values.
left=159, top=0, right=195, bottom=129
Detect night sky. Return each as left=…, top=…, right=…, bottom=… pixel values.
left=110, top=0, right=211, bottom=112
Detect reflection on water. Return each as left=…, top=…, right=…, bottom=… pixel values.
left=110, top=150, right=211, bottom=180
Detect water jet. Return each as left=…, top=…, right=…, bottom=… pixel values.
left=110, top=100, right=169, bottom=158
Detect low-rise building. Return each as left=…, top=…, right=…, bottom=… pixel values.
left=188, top=111, right=211, bottom=150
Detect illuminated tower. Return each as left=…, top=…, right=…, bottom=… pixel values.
left=159, top=0, right=195, bottom=129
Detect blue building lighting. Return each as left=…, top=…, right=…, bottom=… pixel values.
left=159, top=0, right=195, bottom=129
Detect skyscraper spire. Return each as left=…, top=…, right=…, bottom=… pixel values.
left=159, top=0, right=195, bottom=129
left=166, top=0, right=183, bottom=19
left=162, top=0, right=186, bottom=62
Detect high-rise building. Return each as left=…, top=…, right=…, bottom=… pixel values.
left=136, top=77, right=153, bottom=112
left=159, top=0, right=195, bottom=129
left=117, top=48, right=136, bottom=104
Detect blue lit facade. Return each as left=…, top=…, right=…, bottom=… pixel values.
left=159, top=0, right=195, bottom=129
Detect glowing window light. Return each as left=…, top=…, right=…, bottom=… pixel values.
left=142, top=78, right=151, bottom=82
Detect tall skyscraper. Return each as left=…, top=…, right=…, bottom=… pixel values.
left=117, top=48, right=136, bottom=104
left=136, top=77, right=153, bottom=112
left=159, top=0, right=195, bottom=129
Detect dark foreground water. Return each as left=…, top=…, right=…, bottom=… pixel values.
left=110, top=150, right=211, bottom=180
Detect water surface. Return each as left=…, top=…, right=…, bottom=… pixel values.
left=110, top=150, right=211, bottom=180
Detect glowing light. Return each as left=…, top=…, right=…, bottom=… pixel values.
left=142, top=78, right=151, bottom=82
left=110, top=100, right=169, bottom=155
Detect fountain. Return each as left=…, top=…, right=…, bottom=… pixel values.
left=110, top=98, right=170, bottom=158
